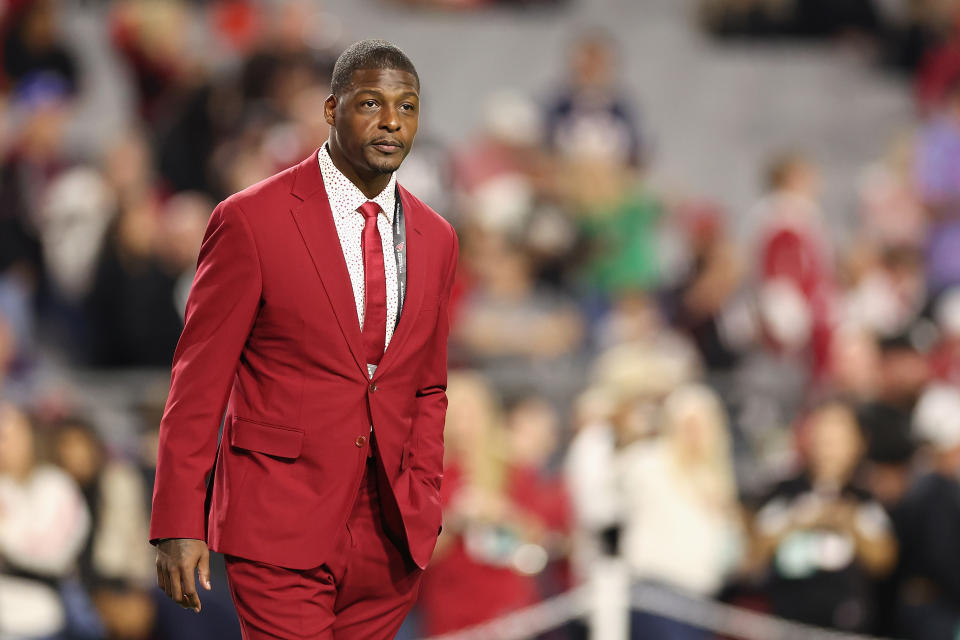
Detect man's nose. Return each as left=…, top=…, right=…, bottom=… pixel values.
left=379, top=110, right=400, bottom=132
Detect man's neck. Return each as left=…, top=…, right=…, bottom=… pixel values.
left=326, top=141, right=392, bottom=200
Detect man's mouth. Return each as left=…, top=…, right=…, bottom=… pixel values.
left=370, top=140, right=403, bottom=154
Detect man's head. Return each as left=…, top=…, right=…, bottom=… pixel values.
left=570, top=28, right=617, bottom=91
left=325, top=39, right=420, bottom=186
left=765, top=151, right=820, bottom=198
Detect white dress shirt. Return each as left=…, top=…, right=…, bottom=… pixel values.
left=317, top=143, right=400, bottom=354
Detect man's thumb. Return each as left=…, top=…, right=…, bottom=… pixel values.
left=199, top=548, right=212, bottom=590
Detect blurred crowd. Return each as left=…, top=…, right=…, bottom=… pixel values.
left=5, top=0, right=960, bottom=639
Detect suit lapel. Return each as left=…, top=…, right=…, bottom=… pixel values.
left=289, top=153, right=367, bottom=377
left=373, top=185, right=425, bottom=379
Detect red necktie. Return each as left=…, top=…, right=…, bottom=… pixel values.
left=358, top=201, right=387, bottom=367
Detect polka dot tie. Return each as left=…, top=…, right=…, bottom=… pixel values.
left=358, top=201, right=386, bottom=368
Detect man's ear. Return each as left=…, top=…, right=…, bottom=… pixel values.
left=324, top=94, right=337, bottom=127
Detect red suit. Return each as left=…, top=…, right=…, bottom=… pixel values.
left=149, top=150, right=458, bottom=637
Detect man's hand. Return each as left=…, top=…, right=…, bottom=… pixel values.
left=155, top=538, right=211, bottom=612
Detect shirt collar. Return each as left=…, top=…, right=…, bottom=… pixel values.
left=318, top=143, right=396, bottom=223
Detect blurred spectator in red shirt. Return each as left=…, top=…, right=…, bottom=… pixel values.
left=418, top=373, right=569, bottom=636
left=753, top=152, right=836, bottom=378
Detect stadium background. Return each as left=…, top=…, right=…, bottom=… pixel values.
left=3, top=0, right=960, bottom=638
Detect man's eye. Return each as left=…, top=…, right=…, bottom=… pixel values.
left=363, top=100, right=377, bottom=108
left=401, top=103, right=416, bottom=111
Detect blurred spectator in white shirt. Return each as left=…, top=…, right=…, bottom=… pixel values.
left=0, top=403, right=91, bottom=639
left=620, top=384, right=744, bottom=597
left=52, top=416, right=156, bottom=640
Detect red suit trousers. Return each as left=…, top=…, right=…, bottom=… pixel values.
left=224, top=455, right=423, bottom=639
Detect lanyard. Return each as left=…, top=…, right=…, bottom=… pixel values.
left=391, top=184, right=406, bottom=328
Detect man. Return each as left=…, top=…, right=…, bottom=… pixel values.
left=149, top=40, right=459, bottom=639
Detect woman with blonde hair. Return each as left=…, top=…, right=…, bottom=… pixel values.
left=619, top=383, right=744, bottom=639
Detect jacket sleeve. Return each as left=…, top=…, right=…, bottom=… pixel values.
left=410, top=225, right=458, bottom=492
left=149, top=199, right=262, bottom=542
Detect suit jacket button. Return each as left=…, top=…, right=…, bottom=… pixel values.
left=355, top=435, right=367, bottom=447
left=369, top=383, right=377, bottom=392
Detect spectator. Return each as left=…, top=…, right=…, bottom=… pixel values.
left=1, top=0, right=78, bottom=95
left=841, top=244, right=927, bottom=340
left=753, top=401, right=897, bottom=632
left=896, top=384, right=960, bottom=639
left=857, top=403, right=915, bottom=637
left=545, top=29, right=644, bottom=168
left=84, top=197, right=184, bottom=367
left=931, top=286, right=960, bottom=386
left=568, top=162, right=663, bottom=299
left=453, top=90, right=545, bottom=234
left=564, top=384, right=628, bottom=576
left=0, top=76, right=74, bottom=284
left=38, top=167, right=116, bottom=306
left=154, top=192, right=212, bottom=320
left=418, top=372, right=562, bottom=636
left=668, top=201, right=748, bottom=375
left=454, top=230, right=584, bottom=401
left=620, top=384, right=745, bottom=640
left=857, top=133, right=925, bottom=249
left=915, top=77, right=960, bottom=293
left=828, top=326, right=882, bottom=402
left=752, top=152, right=836, bottom=379
left=52, top=416, right=156, bottom=640
left=108, top=0, right=199, bottom=123
left=0, top=403, right=93, bottom=639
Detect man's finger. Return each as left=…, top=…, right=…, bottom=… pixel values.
left=199, top=548, right=212, bottom=591
left=158, top=564, right=170, bottom=598
left=180, top=563, right=201, bottom=612
left=169, top=566, right=183, bottom=604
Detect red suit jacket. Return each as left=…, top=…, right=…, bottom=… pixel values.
left=149, top=150, right=458, bottom=570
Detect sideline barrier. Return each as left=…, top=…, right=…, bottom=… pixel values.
left=423, top=587, right=590, bottom=640
left=422, top=565, right=892, bottom=640
left=630, top=583, right=892, bottom=640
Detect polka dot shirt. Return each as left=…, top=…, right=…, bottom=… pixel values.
left=317, top=144, right=400, bottom=352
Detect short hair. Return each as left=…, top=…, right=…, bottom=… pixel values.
left=330, top=39, right=419, bottom=97
left=765, top=151, right=809, bottom=191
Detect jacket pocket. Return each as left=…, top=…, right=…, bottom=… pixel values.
left=230, top=417, right=304, bottom=459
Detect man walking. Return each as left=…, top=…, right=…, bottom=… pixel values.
left=150, top=40, right=458, bottom=639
